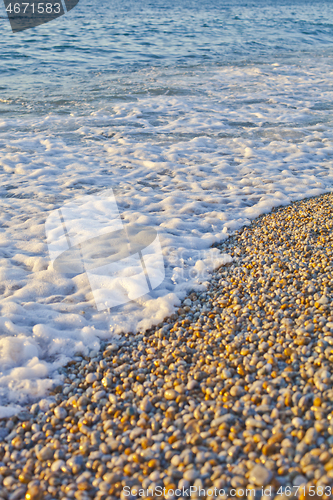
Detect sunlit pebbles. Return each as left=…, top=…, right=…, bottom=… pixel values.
left=1, top=194, right=333, bottom=498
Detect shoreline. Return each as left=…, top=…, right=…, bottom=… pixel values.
left=1, top=192, right=333, bottom=499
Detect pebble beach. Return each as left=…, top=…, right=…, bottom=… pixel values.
left=1, top=193, right=333, bottom=500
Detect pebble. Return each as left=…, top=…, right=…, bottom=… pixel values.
left=51, top=459, right=65, bottom=472
left=25, top=485, right=43, bottom=500
left=292, top=417, right=303, bottom=428
left=85, top=373, right=97, bottom=384
left=249, top=464, right=273, bottom=486
left=293, top=475, right=307, bottom=486
left=183, top=469, right=200, bottom=481
left=140, top=396, right=152, bottom=413
left=164, top=389, right=177, bottom=400
left=54, top=406, right=67, bottom=419
left=36, top=446, right=54, bottom=461
left=303, top=427, right=318, bottom=445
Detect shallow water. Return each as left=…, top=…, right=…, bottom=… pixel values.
left=1, top=0, right=333, bottom=412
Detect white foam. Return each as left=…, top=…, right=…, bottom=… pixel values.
left=1, top=60, right=333, bottom=407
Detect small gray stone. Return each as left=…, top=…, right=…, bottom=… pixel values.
left=303, top=427, right=318, bottom=445
left=67, top=454, right=84, bottom=472
left=92, top=390, right=106, bottom=402
left=230, top=386, right=244, bottom=397
left=0, top=429, right=8, bottom=440
left=140, top=396, right=152, bottom=412
left=9, top=487, right=27, bottom=500
left=292, top=417, right=304, bottom=429
left=293, top=475, right=307, bottom=486
left=54, top=406, right=67, bottom=419
left=37, top=446, right=54, bottom=461
left=187, top=380, right=198, bottom=390
left=51, top=459, right=65, bottom=472
left=86, top=373, right=97, bottom=384
left=183, top=469, right=199, bottom=481
left=249, top=464, right=273, bottom=486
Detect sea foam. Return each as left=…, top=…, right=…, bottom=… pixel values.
left=1, top=61, right=333, bottom=409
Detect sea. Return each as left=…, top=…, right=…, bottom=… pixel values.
left=1, top=0, right=333, bottom=414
